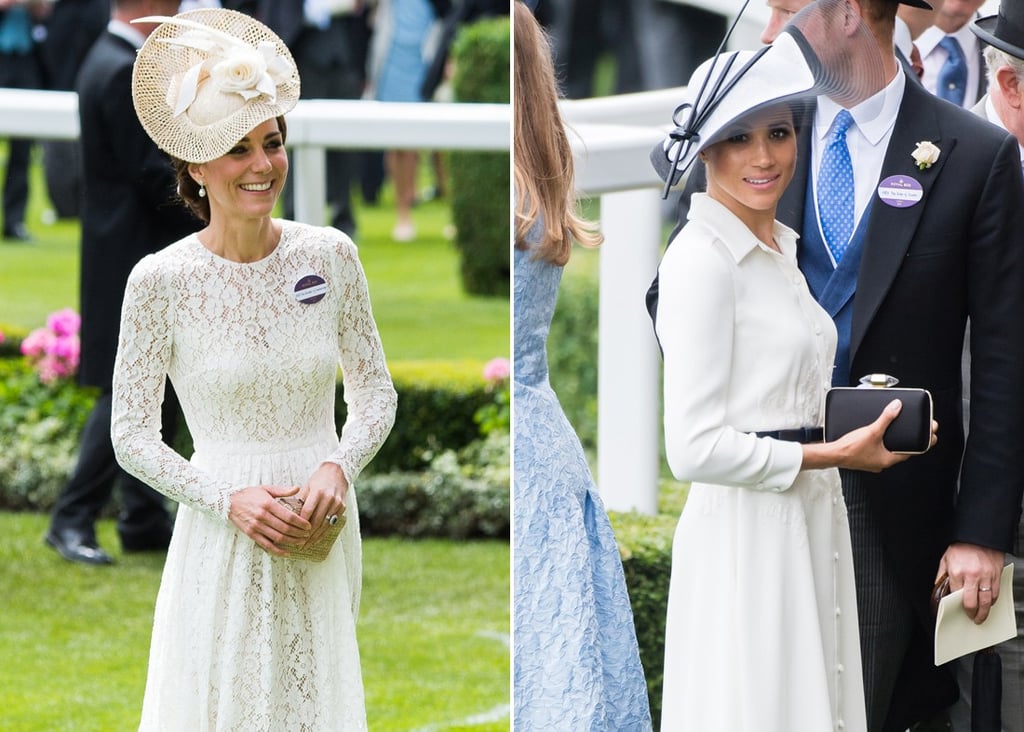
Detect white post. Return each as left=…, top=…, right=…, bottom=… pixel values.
left=292, top=145, right=327, bottom=226
left=596, top=188, right=662, bottom=514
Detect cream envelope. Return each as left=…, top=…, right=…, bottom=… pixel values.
left=935, top=563, right=1017, bottom=666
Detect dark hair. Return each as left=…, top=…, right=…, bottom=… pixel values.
left=171, top=116, right=288, bottom=223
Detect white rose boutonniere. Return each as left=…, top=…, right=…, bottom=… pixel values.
left=911, top=141, right=941, bottom=170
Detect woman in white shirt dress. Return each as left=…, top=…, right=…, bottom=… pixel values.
left=652, top=30, right=937, bottom=732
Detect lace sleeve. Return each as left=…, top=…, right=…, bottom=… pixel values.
left=111, top=257, right=236, bottom=521
left=322, top=239, right=398, bottom=484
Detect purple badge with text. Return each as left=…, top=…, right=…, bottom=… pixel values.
left=293, top=274, right=327, bottom=304
left=877, top=175, right=923, bottom=208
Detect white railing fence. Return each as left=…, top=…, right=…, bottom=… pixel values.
left=0, top=89, right=509, bottom=227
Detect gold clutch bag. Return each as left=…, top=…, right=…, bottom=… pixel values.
left=276, top=496, right=345, bottom=562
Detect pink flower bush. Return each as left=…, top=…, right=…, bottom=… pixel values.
left=20, top=308, right=81, bottom=385
left=47, top=307, right=81, bottom=337
left=482, top=357, right=510, bottom=384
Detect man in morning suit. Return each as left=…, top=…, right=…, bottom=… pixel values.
left=45, top=0, right=199, bottom=565
left=917, top=0, right=988, bottom=108
left=647, top=0, right=1024, bottom=728
left=937, top=4, right=1024, bottom=728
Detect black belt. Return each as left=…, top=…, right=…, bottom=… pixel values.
left=754, top=427, right=824, bottom=443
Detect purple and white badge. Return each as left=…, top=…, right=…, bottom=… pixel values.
left=877, top=175, right=923, bottom=208
left=293, top=274, right=328, bottom=304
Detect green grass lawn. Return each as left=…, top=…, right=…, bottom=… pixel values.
left=0, top=512, right=509, bottom=732
left=0, top=146, right=509, bottom=366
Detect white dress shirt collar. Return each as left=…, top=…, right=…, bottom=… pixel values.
left=108, top=19, right=148, bottom=50
left=917, top=23, right=980, bottom=61
left=815, top=68, right=904, bottom=147
left=687, top=193, right=801, bottom=264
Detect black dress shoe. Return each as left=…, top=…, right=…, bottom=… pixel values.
left=3, top=224, right=32, bottom=242
left=45, top=529, right=114, bottom=565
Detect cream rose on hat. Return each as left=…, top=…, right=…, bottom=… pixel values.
left=132, top=8, right=300, bottom=163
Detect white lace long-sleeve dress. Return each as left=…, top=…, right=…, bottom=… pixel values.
left=655, top=194, right=866, bottom=732
left=111, top=220, right=397, bottom=731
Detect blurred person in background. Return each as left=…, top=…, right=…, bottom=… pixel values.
left=37, top=0, right=108, bottom=220
left=44, top=0, right=195, bottom=567
left=366, top=0, right=440, bottom=242
left=916, top=0, right=988, bottom=107
left=258, top=0, right=371, bottom=236
left=0, top=0, right=51, bottom=242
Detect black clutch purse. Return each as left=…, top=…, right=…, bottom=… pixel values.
left=824, top=374, right=933, bottom=454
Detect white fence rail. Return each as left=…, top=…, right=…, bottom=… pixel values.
left=0, top=88, right=509, bottom=226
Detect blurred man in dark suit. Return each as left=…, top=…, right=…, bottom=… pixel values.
left=257, top=0, right=369, bottom=235
left=45, top=0, right=199, bottom=565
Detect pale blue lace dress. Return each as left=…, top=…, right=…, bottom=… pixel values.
left=513, top=231, right=652, bottom=731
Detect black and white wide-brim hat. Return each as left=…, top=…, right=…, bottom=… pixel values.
left=131, top=8, right=301, bottom=164
left=652, top=0, right=887, bottom=190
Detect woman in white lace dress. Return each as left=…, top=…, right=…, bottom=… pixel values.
left=110, top=9, right=396, bottom=730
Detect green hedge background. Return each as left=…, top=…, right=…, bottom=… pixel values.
left=450, top=16, right=511, bottom=298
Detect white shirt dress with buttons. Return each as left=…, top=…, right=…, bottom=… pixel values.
left=656, top=194, right=866, bottom=732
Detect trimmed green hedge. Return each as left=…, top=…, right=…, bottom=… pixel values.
left=449, top=16, right=510, bottom=298
left=548, top=276, right=599, bottom=449
left=0, top=323, right=29, bottom=358
left=0, top=357, right=497, bottom=513
left=357, top=360, right=492, bottom=473
left=358, top=430, right=509, bottom=539
left=609, top=481, right=687, bottom=729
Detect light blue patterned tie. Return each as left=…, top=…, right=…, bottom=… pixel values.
left=937, top=36, right=967, bottom=106
left=817, top=110, right=855, bottom=264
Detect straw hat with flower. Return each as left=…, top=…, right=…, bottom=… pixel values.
left=131, top=8, right=300, bottom=164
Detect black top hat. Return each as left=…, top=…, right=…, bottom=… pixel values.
left=971, top=0, right=1024, bottom=60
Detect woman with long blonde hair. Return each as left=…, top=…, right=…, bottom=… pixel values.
left=512, top=3, right=652, bottom=729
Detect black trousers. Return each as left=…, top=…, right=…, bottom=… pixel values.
left=0, top=50, right=41, bottom=232
left=282, top=15, right=366, bottom=232
left=842, top=469, right=951, bottom=732
left=49, top=389, right=178, bottom=545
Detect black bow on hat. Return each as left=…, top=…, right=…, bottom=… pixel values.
left=971, top=0, right=1024, bottom=59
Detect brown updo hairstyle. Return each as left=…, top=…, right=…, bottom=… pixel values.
left=171, top=115, right=288, bottom=223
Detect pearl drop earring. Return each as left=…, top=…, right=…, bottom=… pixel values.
left=198, top=183, right=206, bottom=198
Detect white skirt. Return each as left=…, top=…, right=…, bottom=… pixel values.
left=139, top=436, right=366, bottom=731
left=661, top=468, right=867, bottom=732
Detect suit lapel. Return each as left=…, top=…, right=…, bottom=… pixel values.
left=850, top=77, right=951, bottom=359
